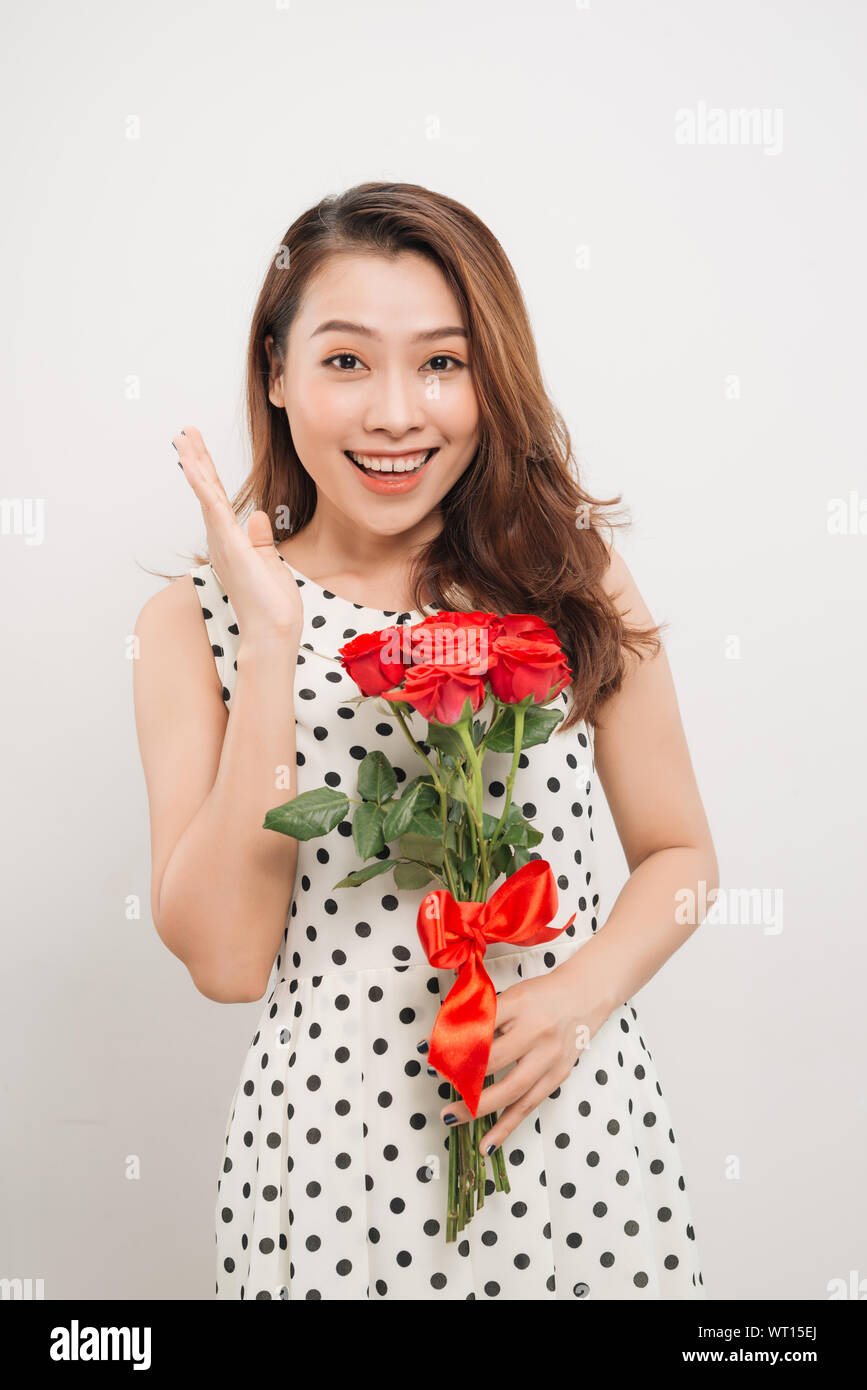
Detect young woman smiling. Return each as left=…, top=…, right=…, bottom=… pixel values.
left=133, top=181, right=718, bottom=1301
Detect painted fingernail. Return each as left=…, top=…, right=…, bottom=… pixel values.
left=416, top=1040, right=428, bottom=1054
left=443, top=1112, right=458, bottom=1124
left=484, top=1142, right=496, bottom=1155
left=171, top=440, right=178, bottom=452
left=426, top=1065, right=437, bottom=1076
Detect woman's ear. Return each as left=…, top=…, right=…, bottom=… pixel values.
left=264, top=333, right=286, bottom=408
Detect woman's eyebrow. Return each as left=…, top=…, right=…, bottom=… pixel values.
left=310, top=319, right=467, bottom=343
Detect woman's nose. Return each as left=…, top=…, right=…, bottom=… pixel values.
left=362, top=364, right=428, bottom=435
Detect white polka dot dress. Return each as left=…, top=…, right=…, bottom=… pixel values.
left=190, top=555, right=706, bottom=1301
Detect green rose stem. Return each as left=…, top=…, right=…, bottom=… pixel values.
left=492, top=1139, right=510, bottom=1193
left=445, top=754, right=482, bottom=896
left=455, top=722, right=489, bottom=901
left=386, top=700, right=475, bottom=1236
left=389, top=702, right=443, bottom=790
left=486, top=701, right=527, bottom=861
left=457, top=1106, right=472, bottom=1228
left=388, top=697, right=521, bottom=1239
left=441, top=718, right=518, bottom=1235
left=474, top=1118, right=486, bottom=1209
left=446, top=1084, right=459, bottom=1242
left=389, top=703, right=462, bottom=898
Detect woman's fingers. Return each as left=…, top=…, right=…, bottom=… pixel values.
left=439, top=1050, right=547, bottom=1127
left=247, top=509, right=277, bottom=552
left=172, top=426, right=234, bottom=513
left=414, top=995, right=526, bottom=1086
left=172, top=425, right=245, bottom=568
left=173, top=424, right=217, bottom=481
left=439, top=1045, right=561, bottom=1134
left=478, top=1067, right=567, bottom=1156
left=172, top=424, right=304, bottom=638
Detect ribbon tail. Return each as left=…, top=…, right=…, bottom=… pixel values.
left=428, top=950, right=495, bottom=1119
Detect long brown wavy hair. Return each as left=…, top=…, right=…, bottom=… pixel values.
left=157, top=180, right=664, bottom=731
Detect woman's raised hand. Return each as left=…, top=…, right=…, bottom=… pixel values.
left=173, top=426, right=304, bottom=641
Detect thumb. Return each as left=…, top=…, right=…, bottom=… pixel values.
left=248, top=509, right=276, bottom=551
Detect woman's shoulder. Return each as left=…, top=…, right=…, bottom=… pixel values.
left=134, top=564, right=209, bottom=641
left=132, top=565, right=229, bottom=709
left=134, top=562, right=238, bottom=681
left=598, top=540, right=653, bottom=625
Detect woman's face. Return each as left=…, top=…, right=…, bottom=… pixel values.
left=267, top=251, right=481, bottom=539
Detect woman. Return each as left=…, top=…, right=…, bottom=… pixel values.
left=133, top=181, right=718, bottom=1300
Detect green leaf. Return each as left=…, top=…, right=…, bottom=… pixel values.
left=461, top=854, right=478, bottom=884
left=457, top=696, right=476, bottom=725
left=444, top=847, right=462, bottom=880
left=382, top=782, right=429, bottom=841
left=445, top=769, right=469, bottom=804
left=357, top=750, right=398, bottom=803
left=491, top=841, right=514, bottom=875
left=352, top=801, right=386, bottom=858
left=264, top=788, right=350, bottom=840
left=403, top=808, right=443, bottom=840
left=498, top=823, right=527, bottom=846
left=446, top=795, right=464, bottom=824
left=425, top=721, right=465, bottom=757
left=495, top=802, right=545, bottom=848
left=393, top=861, right=434, bottom=889
left=484, top=702, right=565, bottom=753
left=511, top=846, right=532, bottom=871
left=399, top=775, right=439, bottom=810
left=479, top=708, right=517, bottom=754
left=398, top=832, right=444, bottom=867
left=524, top=704, right=566, bottom=742
left=333, top=858, right=395, bottom=888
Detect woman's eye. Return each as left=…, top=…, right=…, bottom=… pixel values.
left=425, top=354, right=464, bottom=373
left=324, top=353, right=364, bottom=371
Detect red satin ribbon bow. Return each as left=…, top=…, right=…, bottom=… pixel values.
left=416, top=859, right=576, bottom=1117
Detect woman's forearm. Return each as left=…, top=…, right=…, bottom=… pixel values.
left=560, top=845, right=720, bottom=1025
left=157, top=634, right=302, bottom=1002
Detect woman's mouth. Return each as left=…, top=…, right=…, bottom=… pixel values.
left=344, top=447, right=438, bottom=493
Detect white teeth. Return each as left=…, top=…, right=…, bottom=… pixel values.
left=348, top=449, right=433, bottom=473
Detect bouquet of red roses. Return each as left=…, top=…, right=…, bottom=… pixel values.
left=264, top=610, right=577, bottom=1241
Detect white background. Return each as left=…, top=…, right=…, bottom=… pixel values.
left=1, top=0, right=864, bottom=1300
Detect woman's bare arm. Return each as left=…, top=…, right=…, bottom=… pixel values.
left=133, top=572, right=302, bottom=1003
left=558, top=544, right=720, bottom=1012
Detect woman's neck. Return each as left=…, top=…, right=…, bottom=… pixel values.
left=276, top=523, right=440, bottom=614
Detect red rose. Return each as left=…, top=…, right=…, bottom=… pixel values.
left=413, top=610, right=504, bottom=636
left=487, top=634, right=572, bottom=705
left=382, top=663, right=487, bottom=725
left=407, top=612, right=501, bottom=678
left=338, top=627, right=408, bottom=696
left=494, top=613, right=562, bottom=646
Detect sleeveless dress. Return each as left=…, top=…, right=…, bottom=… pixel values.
left=190, top=554, right=707, bottom=1301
